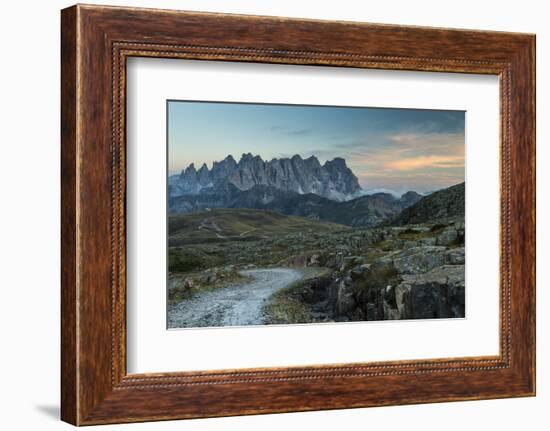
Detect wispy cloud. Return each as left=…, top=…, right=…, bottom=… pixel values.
left=287, top=128, right=312, bottom=136
left=343, top=132, right=464, bottom=191
left=169, top=101, right=465, bottom=193
left=270, top=125, right=313, bottom=136
left=386, top=155, right=464, bottom=170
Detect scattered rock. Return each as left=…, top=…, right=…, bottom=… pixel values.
left=392, top=246, right=447, bottom=274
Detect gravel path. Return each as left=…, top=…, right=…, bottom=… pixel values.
left=168, top=268, right=306, bottom=329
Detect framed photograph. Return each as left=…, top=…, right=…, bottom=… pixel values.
left=61, top=4, right=535, bottom=425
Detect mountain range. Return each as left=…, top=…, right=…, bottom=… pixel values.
left=168, top=153, right=464, bottom=228
left=170, top=180, right=426, bottom=227
left=169, top=153, right=362, bottom=202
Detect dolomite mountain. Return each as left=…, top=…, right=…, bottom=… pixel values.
left=169, top=153, right=362, bottom=202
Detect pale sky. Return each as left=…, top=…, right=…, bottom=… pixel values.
left=168, top=100, right=465, bottom=194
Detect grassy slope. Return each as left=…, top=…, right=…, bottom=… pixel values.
left=263, top=267, right=331, bottom=324
left=168, top=208, right=349, bottom=245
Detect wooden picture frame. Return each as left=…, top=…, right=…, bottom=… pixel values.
left=61, top=4, right=535, bottom=425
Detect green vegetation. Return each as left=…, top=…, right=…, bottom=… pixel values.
left=168, top=247, right=224, bottom=274
left=371, top=239, right=395, bottom=252
left=168, top=208, right=348, bottom=246
left=263, top=287, right=313, bottom=324
left=430, top=224, right=447, bottom=233
left=167, top=206, right=465, bottom=323
left=168, top=279, right=194, bottom=304
left=362, top=249, right=388, bottom=263
left=168, top=269, right=252, bottom=305
left=263, top=268, right=330, bottom=324
left=351, top=265, right=401, bottom=311
left=354, top=265, right=400, bottom=292
left=168, top=248, right=204, bottom=272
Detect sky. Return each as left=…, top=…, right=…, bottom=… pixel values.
left=168, top=100, right=465, bottom=194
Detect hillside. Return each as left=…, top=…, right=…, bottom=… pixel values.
left=168, top=208, right=349, bottom=246
left=321, top=192, right=421, bottom=227
left=392, top=182, right=465, bottom=225
left=169, top=182, right=422, bottom=228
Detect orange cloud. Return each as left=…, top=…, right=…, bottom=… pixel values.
left=385, top=155, right=464, bottom=171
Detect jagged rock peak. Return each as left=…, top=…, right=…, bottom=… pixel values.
left=324, top=157, right=347, bottom=168
left=171, top=153, right=363, bottom=201
left=239, top=152, right=258, bottom=163
left=184, top=163, right=196, bottom=174
left=305, top=155, right=321, bottom=163
left=213, top=154, right=237, bottom=167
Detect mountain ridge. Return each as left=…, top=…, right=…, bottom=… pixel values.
left=169, top=182, right=424, bottom=227
left=169, top=153, right=362, bottom=202
left=392, top=182, right=465, bottom=225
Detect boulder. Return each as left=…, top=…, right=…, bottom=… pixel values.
left=392, top=246, right=447, bottom=274
left=182, top=277, right=194, bottom=290
left=395, top=265, right=465, bottom=319
left=436, top=227, right=459, bottom=246
left=445, top=247, right=465, bottom=265
left=308, top=254, right=320, bottom=266
left=328, top=279, right=357, bottom=315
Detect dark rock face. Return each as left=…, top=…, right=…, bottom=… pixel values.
left=196, top=163, right=211, bottom=186
left=169, top=153, right=362, bottom=202
left=210, top=155, right=238, bottom=184
left=396, top=265, right=465, bottom=319
left=393, top=182, right=465, bottom=225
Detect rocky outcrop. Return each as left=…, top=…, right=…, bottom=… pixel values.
left=392, top=182, right=465, bottom=225
left=325, top=248, right=465, bottom=321
left=391, top=246, right=448, bottom=274
left=395, top=265, right=465, bottom=319
left=169, top=153, right=362, bottom=201
left=267, top=217, right=466, bottom=322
